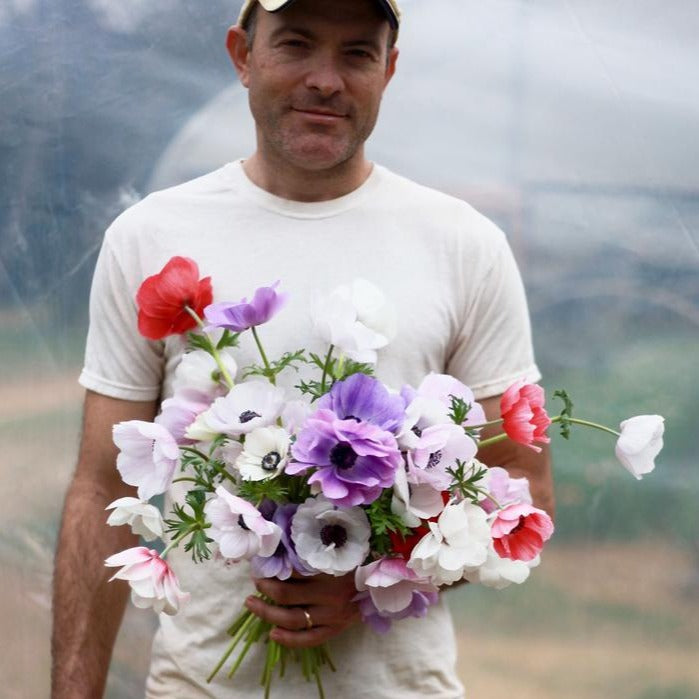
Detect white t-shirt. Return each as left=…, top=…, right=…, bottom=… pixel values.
left=80, top=160, right=541, bottom=698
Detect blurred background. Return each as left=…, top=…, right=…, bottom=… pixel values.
left=1, top=0, right=698, bottom=696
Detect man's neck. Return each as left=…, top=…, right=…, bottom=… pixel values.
left=242, top=148, right=373, bottom=203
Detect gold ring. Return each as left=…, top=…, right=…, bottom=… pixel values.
left=302, top=608, right=313, bottom=630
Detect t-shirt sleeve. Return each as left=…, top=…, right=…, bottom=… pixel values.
left=78, top=231, right=164, bottom=401
left=446, top=230, right=541, bottom=400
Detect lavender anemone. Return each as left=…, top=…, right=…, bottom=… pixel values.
left=317, top=373, right=405, bottom=434
left=288, top=408, right=401, bottom=507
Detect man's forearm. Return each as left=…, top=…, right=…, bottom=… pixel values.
left=52, top=476, right=137, bottom=698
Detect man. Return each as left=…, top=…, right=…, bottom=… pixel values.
left=52, top=0, right=554, bottom=697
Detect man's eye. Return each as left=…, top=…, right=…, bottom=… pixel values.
left=347, top=50, right=372, bottom=59
left=283, top=40, right=308, bottom=49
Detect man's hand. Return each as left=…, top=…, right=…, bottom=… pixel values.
left=246, top=572, right=359, bottom=648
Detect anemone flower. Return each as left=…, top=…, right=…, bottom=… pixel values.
left=291, top=496, right=371, bottom=575
left=288, top=409, right=401, bottom=507
left=204, top=486, right=281, bottom=561
left=105, top=546, right=189, bottom=615
left=113, top=420, right=179, bottom=500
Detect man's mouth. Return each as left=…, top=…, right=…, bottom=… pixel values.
left=292, top=107, right=348, bottom=121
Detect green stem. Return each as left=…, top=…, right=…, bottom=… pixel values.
left=476, top=415, right=621, bottom=450
left=181, top=446, right=210, bottom=461
left=474, top=487, right=502, bottom=509
left=476, top=433, right=509, bottom=449
left=251, top=326, right=276, bottom=385
left=161, top=525, right=201, bottom=559
left=320, top=344, right=334, bottom=393
left=551, top=415, right=621, bottom=437
left=320, top=646, right=336, bottom=672
left=181, top=444, right=236, bottom=484
left=227, top=619, right=262, bottom=678
left=207, top=610, right=256, bottom=683
left=184, top=306, right=235, bottom=389
left=466, top=418, right=504, bottom=430
left=209, top=459, right=237, bottom=484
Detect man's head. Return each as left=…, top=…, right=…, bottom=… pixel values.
left=227, top=0, right=400, bottom=174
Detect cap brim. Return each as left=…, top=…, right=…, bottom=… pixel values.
left=239, top=0, right=399, bottom=30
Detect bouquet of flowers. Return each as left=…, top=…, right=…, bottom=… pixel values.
left=104, top=256, right=665, bottom=697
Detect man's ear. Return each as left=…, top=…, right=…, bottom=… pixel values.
left=383, top=47, right=399, bottom=89
left=226, top=25, right=251, bottom=88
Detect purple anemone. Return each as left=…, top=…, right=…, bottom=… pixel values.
left=249, top=502, right=313, bottom=580
left=204, top=281, right=288, bottom=332
left=355, top=588, right=440, bottom=634
left=288, top=408, right=401, bottom=507
left=317, top=373, right=405, bottom=434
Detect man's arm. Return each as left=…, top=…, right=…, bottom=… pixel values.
left=52, top=390, right=157, bottom=699
left=476, top=393, right=555, bottom=518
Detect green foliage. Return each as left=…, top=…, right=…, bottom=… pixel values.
left=554, top=388, right=574, bottom=440
left=295, top=378, right=325, bottom=401
left=297, top=351, right=375, bottom=401
left=187, top=331, right=214, bottom=353
left=242, top=349, right=307, bottom=382
left=164, top=490, right=213, bottom=563
left=237, top=476, right=290, bottom=504
left=364, top=490, right=411, bottom=556
left=331, top=357, right=374, bottom=382
left=447, top=459, right=489, bottom=503
left=180, top=438, right=235, bottom=491
left=216, top=329, right=241, bottom=350
left=448, top=395, right=472, bottom=425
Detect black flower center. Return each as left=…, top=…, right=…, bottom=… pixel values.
left=343, top=415, right=361, bottom=422
left=239, top=410, right=261, bottom=424
left=329, top=442, right=357, bottom=470
left=261, top=451, right=282, bottom=472
left=411, top=426, right=423, bottom=438
left=427, top=450, right=443, bottom=469
left=320, top=524, right=348, bottom=548
left=237, top=514, right=250, bottom=531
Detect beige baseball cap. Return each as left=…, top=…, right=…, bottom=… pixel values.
left=238, top=0, right=401, bottom=30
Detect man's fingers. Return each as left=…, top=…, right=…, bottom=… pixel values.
left=245, top=596, right=356, bottom=631
left=269, top=625, right=336, bottom=649
left=245, top=597, right=315, bottom=630
left=254, top=578, right=333, bottom=606
left=254, top=576, right=354, bottom=607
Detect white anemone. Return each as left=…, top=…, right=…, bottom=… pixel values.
left=615, top=414, right=664, bottom=480
left=465, top=544, right=540, bottom=590
left=391, top=464, right=445, bottom=528
left=407, top=500, right=491, bottom=585
left=291, top=496, right=371, bottom=576
left=204, top=486, right=281, bottom=561
left=172, top=348, right=237, bottom=397
left=235, top=426, right=291, bottom=481
left=113, top=420, right=179, bottom=500
left=311, top=278, right=396, bottom=364
left=185, top=380, right=285, bottom=440
left=105, top=497, right=164, bottom=541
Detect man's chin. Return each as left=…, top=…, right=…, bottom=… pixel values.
left=283, top=147, right=356, bottom=172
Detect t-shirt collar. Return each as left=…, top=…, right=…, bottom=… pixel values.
left=223, top=158, right=382, bottom=219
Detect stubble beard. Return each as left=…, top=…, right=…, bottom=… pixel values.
left=252, top=98, right=379, bottom=173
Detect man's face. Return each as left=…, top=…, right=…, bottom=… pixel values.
left=238, top=0, right=398, bottom=171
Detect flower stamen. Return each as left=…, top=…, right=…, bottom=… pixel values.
left=329, top=442, right=357, bottom=470
left=239, top=410, right=261, bottom=424
left=320, top=524, right=348, bottom=548
left=261, top=451, right=282, bottom=472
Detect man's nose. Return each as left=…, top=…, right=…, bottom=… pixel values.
left=304, top=54, right=345, bottom=97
